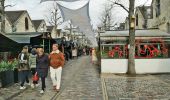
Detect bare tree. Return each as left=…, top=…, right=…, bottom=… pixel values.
left=0, top=0, right=5, bottom=33
left=99, top=3, right=116, bottom=31
left=108, top=0, right=136, bottom=75
left=46, top=2, right=63, bottom=37
left=0, top=0, right=15, bottom=33
left=127, top=0, right=136, bottom=75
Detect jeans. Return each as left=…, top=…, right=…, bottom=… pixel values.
left=20, top=70, right=30, bottom=87
left=41, top=76, right=46, bottom=91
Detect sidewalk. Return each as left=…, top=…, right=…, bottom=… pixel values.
left=101, top=74, right=170, bottom=100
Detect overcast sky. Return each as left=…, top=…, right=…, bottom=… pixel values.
left=5, top=0, right=152, bottom=29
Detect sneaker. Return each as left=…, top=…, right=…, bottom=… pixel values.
left=26, top=82, right=31, bottom=86
left=35, top=83, right=39, bottom=87
left=40, top=90, right=44, bottom=94
left=31, top=84, right=35, bottom=88
left=20, top=86, right=26, bottom=90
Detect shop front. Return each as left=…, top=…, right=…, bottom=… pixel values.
left=100, top=29, right=170, bottom=74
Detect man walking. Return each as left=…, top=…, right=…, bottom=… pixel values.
left=49, top=44, right=65, bottom=92
left=18, top=46, right=30, bottom=89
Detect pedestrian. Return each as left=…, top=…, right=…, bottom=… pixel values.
left=36, top=48, right=49, bottom=94
left=72, top=47, right=77, bottom=59
left=91, top=48, right=97, bottom=64
left=18, top=46, right=30, bottom=90
left=83, top=48, right=86, bottom=55
left=49, top=44, right=65, bottom=92
left=29, top=48, right=39, bottom=88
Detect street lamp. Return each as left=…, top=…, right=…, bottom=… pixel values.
left=47, top=33, right=51, bottom=53
left=41, top=27, right=45, bottom=49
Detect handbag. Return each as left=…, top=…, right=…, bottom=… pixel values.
left=32, top=72, right=39, bottom=81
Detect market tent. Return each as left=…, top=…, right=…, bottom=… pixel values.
left=5, top=32, right=43, bottom=44
left=0, top=33, right=18, bottom=52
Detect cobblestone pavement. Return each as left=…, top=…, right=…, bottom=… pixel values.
left=101, top=74, right=170, bottom=100
left=2, top=56, right=170, bottom=100
left=0, top=56, right=103, bottom=100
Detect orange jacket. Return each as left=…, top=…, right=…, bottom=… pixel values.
left=49, top=52, right=65, bottom=69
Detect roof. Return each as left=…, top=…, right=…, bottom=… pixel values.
left=32, top=20, right=44, bottom=30
left=47, top=26, right=61, bottom=33
left=5, top=10, right=26, bottom=24
left=100, top=29, right=170, bottom=37
left=5, top=32, right=43, bottom=43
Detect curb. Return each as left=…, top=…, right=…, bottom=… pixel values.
left=101, top=78, right=108, bottom=100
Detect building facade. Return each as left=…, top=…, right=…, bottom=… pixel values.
left=148, top=0, right=170, bottom=33
left=135, top=6, right=152, bottom=29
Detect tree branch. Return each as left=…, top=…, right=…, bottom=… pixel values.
left=4, top=4, right=16, bottom=8
left=109, top=0, right=129, bottom=13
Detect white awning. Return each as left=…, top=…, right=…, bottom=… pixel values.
left=100, top=29, right=170, bottom=37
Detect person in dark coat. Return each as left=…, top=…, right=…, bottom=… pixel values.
left=36, top=48, right=49, bottom=94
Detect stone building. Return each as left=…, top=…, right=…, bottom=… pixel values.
left=47, top=26, right=63, bottom=39
left=32, top=19, right=47, bottom=32
left=148, top=0, right=170, bottom=33
left=5, top=10, right=36, bottom=33
left=135, top=6, right=153, bottom=29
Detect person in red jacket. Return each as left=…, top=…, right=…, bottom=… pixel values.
left=49, top=44, right=65, bottom=92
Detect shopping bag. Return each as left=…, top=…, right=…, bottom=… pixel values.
left=32, top=72, right=39, bottom=81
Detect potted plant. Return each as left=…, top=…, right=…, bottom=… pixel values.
left=12, top=59, right=20, bottom=83
left=0, top=60, right=18, bottom=88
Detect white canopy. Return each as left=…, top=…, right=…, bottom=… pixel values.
left=40, top=0, right=98, bottom=47
left=40, top=0, right=89, bottom=10
left=57, top=1, right=97, bottom=47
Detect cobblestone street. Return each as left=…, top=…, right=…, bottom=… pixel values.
left=1, top=56, right=170, bottom=100
left=0, top=56, right=103, bottom=100
left=101, top=74, right=170, bottom=100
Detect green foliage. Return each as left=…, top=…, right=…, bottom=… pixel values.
left=0, top=59, right=18, bottom=72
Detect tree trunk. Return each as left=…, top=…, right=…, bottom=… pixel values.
left=0, top=0, right=5, bottom=33
left=127, top=0, right=136, bottom=75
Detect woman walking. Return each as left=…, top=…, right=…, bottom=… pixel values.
left=29, top=48, right=39, bottom=88
left=36, top=48, right=49, bottom=94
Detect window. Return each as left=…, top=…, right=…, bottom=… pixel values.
left=156, top=0, right=160, bottom=17
left=12, top=25, right=17, bottom=32
left=147, top=8, right=151, bottom=18
left=136, top=14, right=138, bottom=26
left=25, top=17, right=29, bottom=30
